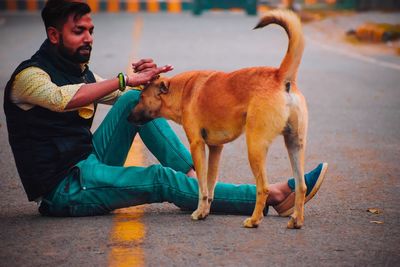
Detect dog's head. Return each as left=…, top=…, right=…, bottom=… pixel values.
left=128, top=78, right=170, bottom=126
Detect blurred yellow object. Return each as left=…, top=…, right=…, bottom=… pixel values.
left=356, top=23, right=386, bottom=42
left=350, top=23, right=400, bottom=43
left=304, top=0, right=318, bottom=4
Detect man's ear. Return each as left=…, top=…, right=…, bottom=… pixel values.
left=159, top=81, right=169, bottom=94
left=47, top=27, right=60, bottom=45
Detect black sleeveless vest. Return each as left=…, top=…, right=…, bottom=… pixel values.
left=4, top=40, right=97, bottom=201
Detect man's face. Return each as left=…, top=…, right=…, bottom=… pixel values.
left=57, top=13, right=94, bottom=63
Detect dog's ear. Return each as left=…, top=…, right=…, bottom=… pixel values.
left=159, top=81, right=169, bottom=94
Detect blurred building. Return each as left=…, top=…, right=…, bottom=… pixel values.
left=0, top=0, right=399, bottom=12
left=327, top=0, right=400, bottom=10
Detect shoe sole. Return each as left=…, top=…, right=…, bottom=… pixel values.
left=278, top=162, right=328, bottom=217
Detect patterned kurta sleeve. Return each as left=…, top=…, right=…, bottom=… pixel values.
left=11, top=66, right=84, bottom=112
left=12, top=67, right=95, bottom=119
left=11, top=67, right=140, bottom=120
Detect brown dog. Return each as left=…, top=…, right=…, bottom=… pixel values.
left=129, top=10, right=307, bottom=229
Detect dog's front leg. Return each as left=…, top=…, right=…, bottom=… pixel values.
left=206, top=145, right=224, bottom=212
left=190, top=139, right=209, bottom=220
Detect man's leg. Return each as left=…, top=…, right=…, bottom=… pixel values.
left=91, top=89, right=193, bottom=172
left=40, top=152, right=327, bottom=217
left=40, top=154, right=258, bottom=216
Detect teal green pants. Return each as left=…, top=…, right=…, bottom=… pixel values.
left=39, top=90, right=260, bottom=216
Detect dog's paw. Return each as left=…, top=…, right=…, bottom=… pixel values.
left=243, top=217, right=260, bottom=228
left=191, top=209, right=208, bottom=220
left=287, top=215, right=303, bottom=229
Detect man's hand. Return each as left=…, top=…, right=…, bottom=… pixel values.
left=128, top=58, right=173, bottom=87
left=132, top=58, right=157, bottom=73
left=186, top=168, right=197, bottom=178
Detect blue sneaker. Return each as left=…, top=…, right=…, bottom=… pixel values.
left=273, top=163, right=328, bottom=217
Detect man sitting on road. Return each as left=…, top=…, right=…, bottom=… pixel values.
left=4, top=0, right=328, bottom=217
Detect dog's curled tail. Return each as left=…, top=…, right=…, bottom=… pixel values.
left=254, top=9, right=304, bottom=83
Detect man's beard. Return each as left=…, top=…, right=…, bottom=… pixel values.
left=58, top=36, right=92, bottom=64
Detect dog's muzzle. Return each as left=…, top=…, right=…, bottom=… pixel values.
left=127, top=110, right=154, bottom=126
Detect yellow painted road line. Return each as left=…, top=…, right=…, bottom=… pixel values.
left=109, top=16, right=146, bottom=267
left=109, top=207, right=146, bottom=267
left=128, top=16, right=143, bottom=76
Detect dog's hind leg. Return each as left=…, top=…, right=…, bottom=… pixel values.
left=284, top=106, right=308, bottom=229
left=243, top=131, right=272, bottom=228
left=206, top=145, right=223, bottom=213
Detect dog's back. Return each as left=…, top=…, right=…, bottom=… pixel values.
left=179, top=67, right=285, bottom=144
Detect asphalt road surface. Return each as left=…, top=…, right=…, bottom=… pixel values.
left=0, top=11, right=399, bottom=266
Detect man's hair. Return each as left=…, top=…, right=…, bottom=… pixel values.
left=41, top=0, right=91, bottom=31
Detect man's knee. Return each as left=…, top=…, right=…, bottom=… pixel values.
left=115, top=89, right=141, bottom=108
left=147, top=164, right=174, bottom=185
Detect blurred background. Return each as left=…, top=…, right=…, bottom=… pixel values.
left=1, top=0, right=400, bottom=13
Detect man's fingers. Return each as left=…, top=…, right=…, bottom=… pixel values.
left=132, top=58, right=153, bottom=67
left=149, top=65, right=173, bottom=79
left=150, top=66, right=173, bottom=78
left=145, top=65, right=172, bottom=83
left=129, top=64, right=173, bottom=86
left=158, top=64, right=174, bottom=74
left=134, top=62, right=157, bottom=72
left=132, top=59, right=154, bottom=72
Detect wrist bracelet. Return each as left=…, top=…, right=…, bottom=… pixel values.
left=124, top=74, right=129, bottom=87
left=117, top=72, right=126, bottom=92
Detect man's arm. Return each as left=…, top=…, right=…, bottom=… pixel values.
left=92, top=73, right=121, bottom=105
left=64, top=78, right=121, bottom=109
left=11, top=60, right=172, bottom=113
left=65, top=63, right=173, bottom=109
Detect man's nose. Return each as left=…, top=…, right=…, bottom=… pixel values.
left=84, top=31, right=93, bottom=43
